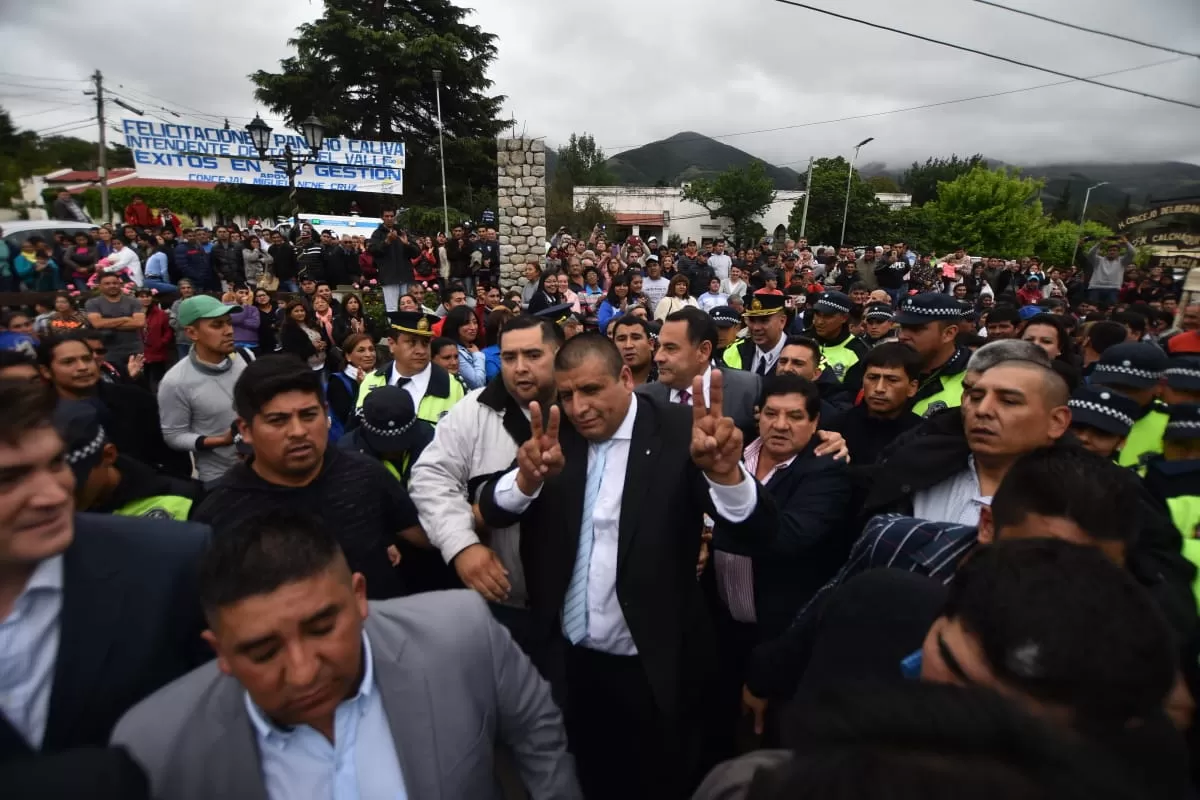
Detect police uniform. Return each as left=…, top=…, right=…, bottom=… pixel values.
left=356, top=310, right=465, bottom=425
left=1143, top=403, right=1200, bottom=608
left=1068, top=386, right=1139, bottom=452
left=56, top=403, right=203, bottom=521
left=811, top=291, right=869, bottom=386
left=1091, top=342, right=1169, bottom=470
left=339, top=385, right=434, bottom=486
left=710, top=305, right=742, bottom=365
left=858, top=302, right=897, bottom=348
left=894, top=294, right=971, bottom=418
left=723, top=292, right=789, bottom=375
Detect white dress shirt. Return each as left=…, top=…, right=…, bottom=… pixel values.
left=912, top=456, right=993, bottom=526
left=493, top=394, right=757, bottom=656
left=752, top=335, right=787, bottom=375
left=669, top=364, right=713, bottom=407
left=0, top=555, right=63, bottom=748
left=389, top=361, right=431, bottom=410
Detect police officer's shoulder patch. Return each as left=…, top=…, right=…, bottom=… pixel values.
left=141, top=508, right=172, bottom=520
left=922, top=401, right=948, bottom=418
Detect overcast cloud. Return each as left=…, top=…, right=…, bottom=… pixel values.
left=1, top=0, right=1197, bottom=172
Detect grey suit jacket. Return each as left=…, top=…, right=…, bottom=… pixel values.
left=637, top=364, right=761, bottom=434
left=111, top=590, right=580, bottom=800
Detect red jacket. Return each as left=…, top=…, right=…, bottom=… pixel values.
left=141, top=304, right=174, bottom=363
left=123, top=201, right=160, bottom=228
left=1016, top=286, right=1043, bottom=306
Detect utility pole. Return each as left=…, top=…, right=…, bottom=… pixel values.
left=798, top=157, right=813, bottom=238
left=93, top=70, right=110, bottom=224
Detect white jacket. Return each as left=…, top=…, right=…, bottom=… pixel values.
left=409, top=380, right=528, bottom=607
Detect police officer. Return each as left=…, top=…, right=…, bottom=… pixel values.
left=1143, top=403, right=1200, bottom=607
left=356, top=309, right=465, bottom=426
left=1090, top=341, right=1168, bottom=470
left=57, top=403, right=204, bottom=520
left=723, top=292, right=789, bottom=375
left=810, top=291, right=869, bottom=390
left=894, top=293, right=971, bottom=418
left=710, top=305, right=743, bottom=365
left=339, top=385, right=434, bottom=485
left=1067, top=385, right=1140, bottom=460
left=1162, top=357, right=1200, bottom=405
left=859, top=302, right=897, bottom=348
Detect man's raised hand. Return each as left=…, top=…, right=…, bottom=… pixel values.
left=690, top=369, right=743, bottom=484
left=515, top=401, right=565, bottom=495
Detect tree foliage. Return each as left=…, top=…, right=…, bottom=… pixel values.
left=900, top=154, right=985, bottom=206
left=924, top=167, right=1046, bottom=258
left=0, top=108, right=132, bottom=208
left=864, top=175, right=901, bottom=194
left=682, top=160, right=776, bottom=247
left=548, top=133, right=615, bottom=234
left=1035, top=219, right=1113, bottom=268
left=787, top=156, right=890, bottom=246
left=250, top=0, right=509, bottom=215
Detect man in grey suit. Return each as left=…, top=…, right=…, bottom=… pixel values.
left=111, top=509, right=580, bottom=800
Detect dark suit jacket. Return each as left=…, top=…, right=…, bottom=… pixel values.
left=93, top=382, right=192, bottom=479
left=479, top=395, right=776, bottom=728
left=0, top=514, right=211, bottom=761
left=1, top=747, right=150, bottom=800
left=635, top=365, right=761, bottom=438
left=711, top=440, right=855, bottom=638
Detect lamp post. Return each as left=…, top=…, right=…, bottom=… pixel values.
left=244, top=113, right=326, bottom=226
left=1069, top=181, right=1109, bottom=268
left=839, top=137, right=874, bottom=247
left=433, top=69, right=449, bottom=236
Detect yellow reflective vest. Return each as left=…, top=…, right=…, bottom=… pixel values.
left=910, top=347, right=971, bottom=419
left=114, top=494, right=194, bottom=521
left=356, top=361, right=465, bottom=426
left=1117, top=404, right=1167, bottom=471
left=817, top=332, right=867, bottom=383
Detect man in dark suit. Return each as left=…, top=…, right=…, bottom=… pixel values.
left=721, top=292, right=789, bottom=376
left=0, top=379, right=210, bottom=763
left=478, top=334, right=776, bottom=799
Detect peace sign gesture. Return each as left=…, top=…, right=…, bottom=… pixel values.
left=690, top=369, right=744, bottom=484
left=515, top=401, right=566, bottom=495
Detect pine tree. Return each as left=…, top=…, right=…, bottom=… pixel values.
left=251, top=0, right=509, bottom=214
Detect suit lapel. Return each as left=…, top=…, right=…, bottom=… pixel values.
left=617, top=400, right=663, bottom=576
left=43, top=532, right=125, bottom=749
left=368, top=617, right=443, bottom=799
left=204, top=680, right=269, bottom=800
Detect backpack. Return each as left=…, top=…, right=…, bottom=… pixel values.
left=326, top=372, right=354, bottom=442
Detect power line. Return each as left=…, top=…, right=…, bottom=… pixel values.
left=972, top=0, right=1200, bottom=59
left=0, top=71, right=90, bottom=84
left=0, top=81, right=76, bottom=93
left=602, top=55, right=1186, bottom=156
left=10, top=101, right=91, bottom=121
left=34, top=117, right=96, bottom=136
left=770, top=0, right=1200, bottom=111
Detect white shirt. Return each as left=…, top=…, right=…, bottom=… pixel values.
left=0, top=555, right=63, bottom=748
left=670, top=364, right=713, bottom=407
left=106, top=246, right=143, bottom=287
left=912, top=456, right=993, bottom=526
left=492, top=394, right=757, bottom=656
left=389, top=361, right=431, bottom=410
left=708, top=253, right=733, bottom=281
left=641, top=276, right=671, bottom=314
left=752, top=335, right=788, bottom=375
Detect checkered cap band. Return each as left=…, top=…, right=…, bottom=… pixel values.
left=1167, top=420, right=1200, bottom=436
left=816, top=298, right=851, bottom=313
left=1068, top=399, right=1135, bottom=429
left=65, top=425, right=107, bottom=465
left=1093, top=363, right=1162, bottom=382
left=1164, top=367, right=1200, bottom=381
left=900, top=301, right=956, bottom=316
left=865, top=308, right=893, bottom=321
left=356, top=409, right=416, bottom=439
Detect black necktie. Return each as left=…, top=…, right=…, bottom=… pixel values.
left=395, top=377, right=411, bottom=387
left=755, top=358, right=768, bottom=376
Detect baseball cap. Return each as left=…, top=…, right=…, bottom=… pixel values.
left=177, top=295, right=239, bottom=327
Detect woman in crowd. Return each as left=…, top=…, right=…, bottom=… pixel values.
left=1020, top=312, right=1082, bottom=389
left=230, top=286, right=261, bottom=351
left=527, top=271, right=564, bottom=316
left=252, top=287, right=281, bottom=353
left=279, top=299, right=332, bottom=376
left=62, top=231, right=98, bottom=290
left=653, top=273, right=699, bottom=321
left=168, top=279, right=197, bottom=359
left=333, top=292, right=378, bottom=344
left=557, top=272, right=582, bottom=314
left=598, top=273, right=637, bottom=331
left=143, top=240, right=176, bottom=293
left=241, top=234, right=273, bottom=287
left=13, top=239, right=60, bottom=291
left=442, top=305, right=487, bottom=390
left=579, top=266, right=605, bottom=325
left=326, top=331, right=377, bottom=439
left=411, top=235, right=439, bottom=288
left=311, top=294, right=338, bottom=352
left=481, top=307, right=512, bottom=382
left=135, top=288, right=173, bottom=389
left=37, top=292, right=89, bottom=336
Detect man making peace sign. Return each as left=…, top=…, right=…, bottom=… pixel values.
left=479, top=333, right=777, bottom=800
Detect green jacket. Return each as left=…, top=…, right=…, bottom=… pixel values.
left=94, top=455, right=205, bottom=521
left=355, top=361, right=465, bottom=426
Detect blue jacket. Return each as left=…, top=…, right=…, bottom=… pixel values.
left=173, top=243, right=213, bottom=285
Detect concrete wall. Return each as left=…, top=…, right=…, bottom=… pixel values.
left=496, top=137, right=546, bottom=292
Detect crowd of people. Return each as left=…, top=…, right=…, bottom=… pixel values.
left=1, top=208, right=1200, bottom=799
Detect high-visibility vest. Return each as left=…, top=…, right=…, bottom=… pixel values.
left=114, top=494, right=194, bottom=521
left=820, top=333, right=864, bottom=383
left=1118, top=405, right=1167, bottom=471
left=1166, top=496, right=1200, bottom=609
left=912, top=370, right=968, bottom=418
left=356, top=361, right=465, bottom=426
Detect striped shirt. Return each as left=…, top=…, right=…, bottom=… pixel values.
left=0, top=555, right=64, bottom=748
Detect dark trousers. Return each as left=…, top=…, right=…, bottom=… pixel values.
left=564, top=644, right=693, bottom=800
left=709, top=613, right=766, bottom=762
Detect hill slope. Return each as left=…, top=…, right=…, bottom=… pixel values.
left=603, top=132, right=803, bottom=189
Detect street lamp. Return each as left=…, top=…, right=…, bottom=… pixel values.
left=433, top=69, right=449, bottom=236
left=244, top=112, right=327, bottom=225
left=839, top=137, right=874, bottom=247
left=1069, top=181, right=1110, bottom=267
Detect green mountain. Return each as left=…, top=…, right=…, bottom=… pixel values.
left=602, top=132, right=804, bottom=189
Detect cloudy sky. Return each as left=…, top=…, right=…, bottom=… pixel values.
left=1, top=0, right=1197, bottom=171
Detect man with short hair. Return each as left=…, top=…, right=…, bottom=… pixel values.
left=112, top=509, right=581, bottom=799
left=435, top=284, right=467, bottom=319
left=641, top=256, right=671, bottom=315
left=1081, top=320, right=1127, bottom=376
left=894, top=293, right=970, bottom=417
left=1091, top=342, right=1169, bottom=469
left=723, top=293, right=788, bottom=376
left=984, top=305, right=1021, bottom=340
left=209, top=225, right=245, bottom=290
left=84, top=273, right=145, bottom=367
left=860, top=302, right=897, bottom=348
left=1085, top=235, right=1136, bottom=306
left=1068, top=386, right=1139, bottom=460
left=612, top=314, right=656, bottom=386
left=810, top=291, right=868, bottom=389
left=355, top=310, right=465, bottom=426
left=708, top=239, right=732, bottom=282
left=774, top=335, right=853, bottom=419
left=368, top=209, right=417, bottom=312
left=825, top=342, right=921, bottom=465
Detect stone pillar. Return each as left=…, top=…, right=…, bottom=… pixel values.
left=496, top=136, right=546, bottom=293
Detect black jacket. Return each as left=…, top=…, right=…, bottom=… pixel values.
left=92, top=455, right=206, bottom=517
left=711, top=441, right=855, bottom=638
left=445, top=237, right=474, bottom=279
left=208, top=241, right=245, bottom=285
left=89, top=383, right=192, bottom=479
left=825, top=404, right=922, bottom=466
left=368, top=225, right=417, bottom=285
left=267, top=242, right=298, bottom=283
left=0, top=514, right=210, bottom=760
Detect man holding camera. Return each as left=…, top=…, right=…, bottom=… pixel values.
left=1084, top=234, right=1136, bottom=306
left=369, top=209, right=419, bottom=312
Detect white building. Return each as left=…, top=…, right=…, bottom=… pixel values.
left=875, top=192, right=913, bottom=210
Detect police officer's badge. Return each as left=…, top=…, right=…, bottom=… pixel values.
left=922, top=401, right=948, bottom=418
left=142, top=508, right=172, bottom=520
left=751, top=298, right=763, bottom=312
left=417, top=317, right=430, bottom=332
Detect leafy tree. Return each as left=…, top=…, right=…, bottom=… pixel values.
left=886, top=205, right=935, bottom=253
left=0, top=108, right=132, bottom=208
left=924, top=167, right=1046, bottom=258
left=548, top=133, right=615, bottom=234
left=900, top=154, right=985, bottom=206
left=787, top=156, right=890, bottom=246
left=682, top=161, right=776, bottom=248
left=1050, top=182, right=1074, bottom=222
left=251, top=0, right=509, bottom=215
left=865, top=175, right=900, bottom=194
left=1035, top=219, right=1113, bottom=268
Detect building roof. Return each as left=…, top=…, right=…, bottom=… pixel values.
left=63, top=172, right=217, bottom=193
left=44, top=168, right=136, bottom=184
left=615, top=212, right=665, bottom=227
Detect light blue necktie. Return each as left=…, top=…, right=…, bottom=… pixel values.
left=562, top=440, right=614, bottom=644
